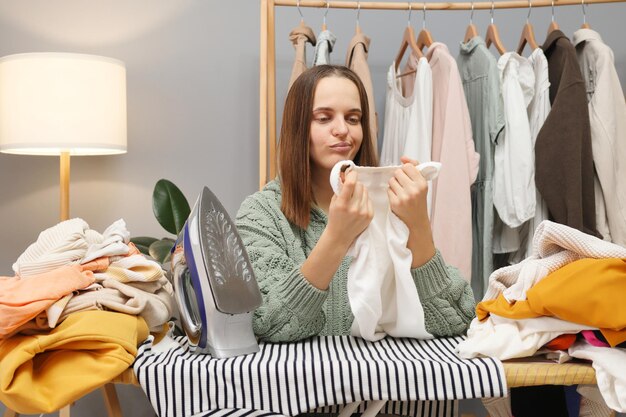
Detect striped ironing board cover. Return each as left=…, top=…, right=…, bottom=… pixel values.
left=133, top=335, right=507, bottom=417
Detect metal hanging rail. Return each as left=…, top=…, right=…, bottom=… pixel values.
left=259, top=0, right=625, bottom=188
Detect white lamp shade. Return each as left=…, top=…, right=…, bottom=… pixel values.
left=0, top=52, right=127, bottom=155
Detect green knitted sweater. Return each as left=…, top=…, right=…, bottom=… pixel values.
left=235, top=179, right=476, bottom=342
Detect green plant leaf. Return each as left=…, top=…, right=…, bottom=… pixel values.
left=130, top=236, right=158, bottom=255
left=153, top=179, right=191, bottom=235
left=149, top=239, right=175, bottom=264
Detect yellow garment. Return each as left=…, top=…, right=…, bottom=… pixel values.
left=477, top=258, right=626, bottom=346
left=0, top=310, right=148, bottom=413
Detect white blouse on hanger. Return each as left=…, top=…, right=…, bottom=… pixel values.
left=493, top=52, right=536, bottom=247
left=508, top=48, right=551, bottom=263
left=380, top=56, right=434, bottom=214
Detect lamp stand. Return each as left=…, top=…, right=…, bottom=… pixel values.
left=60, top=151, right=70, bottom=221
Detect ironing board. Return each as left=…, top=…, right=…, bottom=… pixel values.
left=129, top=334, right=605, bottom=417
left=132, top=335, right=507, bottom=417
left=0, top=360, right=597, bottom=417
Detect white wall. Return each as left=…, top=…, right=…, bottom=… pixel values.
left=0, top=1, right=625, bottom=416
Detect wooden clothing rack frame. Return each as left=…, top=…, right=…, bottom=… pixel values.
left=258, top=0, right=625, bottom=189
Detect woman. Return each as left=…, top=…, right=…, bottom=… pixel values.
left=236, top=65, right=475, bottom=342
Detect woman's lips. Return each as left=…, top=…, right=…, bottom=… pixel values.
left=330, top=143, right=352, bottom=152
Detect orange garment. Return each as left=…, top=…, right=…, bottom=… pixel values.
left=0, top=265, right=94, bottom=338
left=80, top=256, right=110, bottom=272
left=477, top=257, right=626, bottom=346
left=0, top=310, right=148, bottom=413
left=545, top=333, right=577, bottom=350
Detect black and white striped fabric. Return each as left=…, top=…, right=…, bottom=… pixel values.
left=133, top=335, right=506, bottom=417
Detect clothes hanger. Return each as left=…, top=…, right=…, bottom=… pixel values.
left=416, top=3, right=434, bottom=51
left=464, top=2, right=479, bottom=43
left=485, top=0, right=507, bottom=55
left=355, top=1, right=362, bottom=34
left=581, top=0, right=591, bottom=28
left=297, top=0, right=306, bottom=28
left=322, top=1, right=330, bottom=31
left=547, top=0, right=559, bottom=35
left=517, top=0, right=539, bottom=54
left=395, top=3, right=424, bottom=77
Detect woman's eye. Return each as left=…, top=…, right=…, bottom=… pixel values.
left=347, top=116, right=361, bottom=125
left=315, top=115, right=330, bottom=123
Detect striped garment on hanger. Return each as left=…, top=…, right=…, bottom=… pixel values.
left=133, top=335, right=506, bottom=417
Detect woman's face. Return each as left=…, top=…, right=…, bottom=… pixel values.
left=309, top=76, right=363, bottom=173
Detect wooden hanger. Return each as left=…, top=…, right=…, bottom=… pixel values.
left=321, top=1, right=329, bottom=31
left=485, top=24, right=507, bottom=55
left=464, top=2, right=479, bottom=42
left=517, top=1, right=539, bottom=54
left=296, top=0, right=306, bottom=28
left=416, top=4, right=434, bottom=51
left=581, top=0, right=591, bottom=28
left=517, top=23, right=539, bottom=54
left=485, top=0, right=506, bottom=55
left=355, top=1, right=362, bottom=34
left=395, top=4, right=423, bottom=77
left=395, top=26, right=424, bottom=74
left=485, top=1, right=506, bottom=55
left=546, top=0, right=559, bottom=35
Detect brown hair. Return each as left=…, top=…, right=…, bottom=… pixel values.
left=278, top=65, right=378, bottom=229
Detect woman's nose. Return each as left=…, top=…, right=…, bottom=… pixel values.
left=332, top=117, right=348, bottom=136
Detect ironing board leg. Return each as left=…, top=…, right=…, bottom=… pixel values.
left=59, top=404, right=71, bottom=417
left=337, top=402, right=362, bottom=417
left=2, top=409, right=18, bottom=417
left=361, top=400, right=386, bottom=417
left=101, top=383, right=123, bottom=417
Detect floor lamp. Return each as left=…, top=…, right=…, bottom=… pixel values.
left=0, top=52, right=127, bottom=221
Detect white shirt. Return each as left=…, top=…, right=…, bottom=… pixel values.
left=493, top=52, right=536, bottom=230
left=507, top=49, right=552, bottom=263
left=573, top=28, right=626, bottom=247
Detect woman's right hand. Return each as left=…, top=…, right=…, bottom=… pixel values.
left=326, top=170, right=374, bottom=249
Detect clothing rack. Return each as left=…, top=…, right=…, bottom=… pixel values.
left=259, top=0, right=625, bottom=188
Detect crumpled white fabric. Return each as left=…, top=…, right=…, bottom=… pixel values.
left=12, top=218, right=90, bottom=277
left=330, top=160, right=440, bottom=341
left=58, top=277, right=174, bottom=332
left=485, top=220, right=626, bottom=302
left=569, top=341, right=626, bottom=413
left=457, top=314, right=594, bottom=360
left=81, top=218, right=130, bottom=263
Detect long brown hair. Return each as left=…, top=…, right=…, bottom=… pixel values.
left=279, top=65, right=378, bottom=229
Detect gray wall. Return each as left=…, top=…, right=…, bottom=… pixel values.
left=0, top=1, right=625, bottom=416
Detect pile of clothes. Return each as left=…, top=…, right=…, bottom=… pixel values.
left=0, top=218, right=175, bottom=413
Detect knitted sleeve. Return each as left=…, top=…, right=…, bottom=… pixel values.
left=411, top=250, right=476, bottom=336
left=236, top=193, right=328, bottom=342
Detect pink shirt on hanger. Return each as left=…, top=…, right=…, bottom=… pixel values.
left=427, top=42, right=479, bottom=281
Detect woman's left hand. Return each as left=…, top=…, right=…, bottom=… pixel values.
left=388, top=156, right=436, bottom=267
left=387, top=156, right=429, bottom=228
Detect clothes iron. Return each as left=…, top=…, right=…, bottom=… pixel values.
left=171, top=186, right=262, bottom=358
